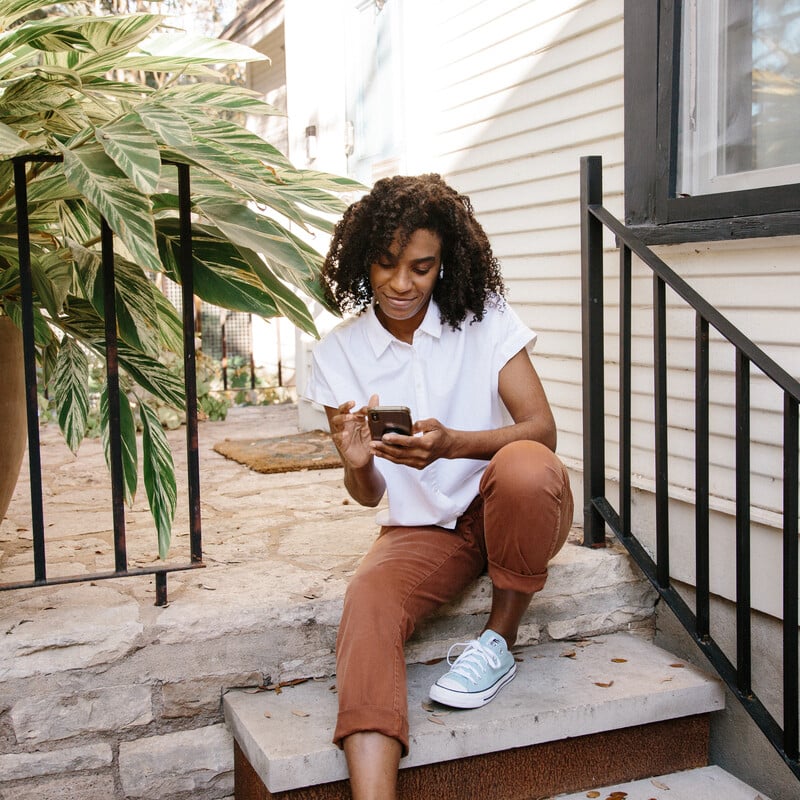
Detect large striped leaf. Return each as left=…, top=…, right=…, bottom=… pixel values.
left=139, top=401, right=176, bottom=559
left=235, top=248, right=318, bottom=337
left=0, top=121, right=38, bottom=158
left=79, top=76, right=156, bottom=101
left=53, top=336, right=88, bottom=454
left=57, top=197, right=98, bottom=246
left=0, top=16, right=95, bottom=59
left=0, top=261, right=18, bottom=294
left=161, top=139, right=355, bottom=233
left=31, top=249, right=73, bottom=318
left=156, top=83, right=282, bottom=117
left=197, top=199, right=321, bottom=282
left=69, top=15, right=166, bottom=76
left=60, top=142, right=160, bottom=272
left=135, top=103, right=192, bottom=148
left=78, top=14, right=163, bottom=54
left=4, top=301, right=57, bottom=348
left=156, top=218, right=280, bottom=319
left=139, top=31, right=267, bottom=64
left=95, top=113, right=160, bottom=194
left=181, top=118, right=292, bottom=169
left=151, top=285, right=184, bottom=355
left=72, top=244, right=168, bottom=357
left=276, top=167, right=366, bottom=194
left=0, top=0, right=83, bottom=29
left=55, top=298, right=186, bottom=410
left=117, top=344, right=185, bottom=410
left=26, top=167, right=82, bottom=204
left=157, top=165, right=314, bottom=232
left=100, top=386, right=138, bottom=507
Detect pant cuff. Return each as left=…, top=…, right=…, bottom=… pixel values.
left=333, top=706, right=409, bottom=757
left=488, top=560, right=549, bottom=594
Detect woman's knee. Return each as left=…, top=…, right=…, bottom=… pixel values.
left=481, top=440, right=568, bottom=501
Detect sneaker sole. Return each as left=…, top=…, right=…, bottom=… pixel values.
left=429, top=662, right=517, bottom=709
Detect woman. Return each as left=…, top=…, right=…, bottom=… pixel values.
left=304, top=174, right=573, bottom=799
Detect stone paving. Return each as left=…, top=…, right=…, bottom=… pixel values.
left=0, top=402, right=376, bottom=599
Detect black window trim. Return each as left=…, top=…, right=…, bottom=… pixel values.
left=624, top=0, right=800, bottom=245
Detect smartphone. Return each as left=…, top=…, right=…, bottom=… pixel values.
left=367, top=405, right=413, bottom=439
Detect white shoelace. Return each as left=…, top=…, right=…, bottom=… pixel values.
left=446, top=638, right=502, bottom=685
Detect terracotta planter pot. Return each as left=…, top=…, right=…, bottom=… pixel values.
left=0, top=316, right=28, bottom=522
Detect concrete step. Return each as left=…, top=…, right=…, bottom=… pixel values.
left=549, top=765, right=771, bottom=800
left=223, top=632, right=725, bottom=799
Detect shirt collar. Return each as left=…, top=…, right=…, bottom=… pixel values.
left=366, top=300, right=443, bottom=357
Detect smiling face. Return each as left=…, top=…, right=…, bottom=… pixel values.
left=370, top=228, right=442, bottom=343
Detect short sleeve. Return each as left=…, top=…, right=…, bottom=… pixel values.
left=304, top=347, right=339, bottom=409
left=491, top=300, right=537, bottom=372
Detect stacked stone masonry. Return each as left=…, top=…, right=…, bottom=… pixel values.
left=0, top=405, right=657, bottom=799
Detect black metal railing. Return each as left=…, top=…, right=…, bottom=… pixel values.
left=580, top=155, right=800, bottom=779
left=2, top=154, right=203, bottom=606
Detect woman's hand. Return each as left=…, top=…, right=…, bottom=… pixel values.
left=328, top=396, right=377, bottom=469
left=371, top=417, right=455, bottom=470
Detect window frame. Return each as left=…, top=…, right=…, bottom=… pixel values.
left=624, top=0, right=800, bottom=244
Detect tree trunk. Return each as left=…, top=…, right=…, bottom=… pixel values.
left=0, top=316, right=28, bottom=523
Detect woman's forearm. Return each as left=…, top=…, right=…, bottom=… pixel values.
left=343, top=459, right=387, bottom=507
left=445, top=417, right=556, bottom=461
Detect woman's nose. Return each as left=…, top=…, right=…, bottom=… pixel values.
left=389, top=267, right=412, bottom=292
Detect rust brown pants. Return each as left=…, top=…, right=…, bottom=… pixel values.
left=334, top=440, right=574, bottom=754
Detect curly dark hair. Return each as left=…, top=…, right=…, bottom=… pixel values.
left=321, top=174, right=505, bottom=329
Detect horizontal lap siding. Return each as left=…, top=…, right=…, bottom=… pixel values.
left=246, top=24, right=288, bottom=157
left=594, top=243, right=800, bottom=519
left=429, top=0, right=797, bottom=528
left=432, top=0, right=624, bottom=470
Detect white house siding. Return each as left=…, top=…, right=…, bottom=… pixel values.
left=424, top=0, right=625, bottom=476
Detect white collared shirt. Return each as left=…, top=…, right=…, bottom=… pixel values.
left=303, top=297, right=536, bottom=528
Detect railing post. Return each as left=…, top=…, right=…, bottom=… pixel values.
left=580, top=155, right=606, bottom=546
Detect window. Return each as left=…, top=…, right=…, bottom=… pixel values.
left=624, top=0, right=800, bottom=243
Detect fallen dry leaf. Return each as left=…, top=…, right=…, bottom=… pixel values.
left=561, top=650, right=577, bottom=659
left=594, top=680, right=614, bottom=688
left=586, top=792, right=601, bottom=798
left=421, top=700, right=435, bottom=712
left=669, top=662, right=685, bottom=668
left=650, top=778, right=670, bottom=789
left=427, top=715, right=446, bottom=726
left=291, top=709, right=310, bottom=717
left=607, top=793, right=628, bottom=799
left=263, top=711, right=271, bottom=718
left=611, top=658, right=628, bottom=663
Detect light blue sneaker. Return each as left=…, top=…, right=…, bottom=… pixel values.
left=429, top=629, right=516, bottom=708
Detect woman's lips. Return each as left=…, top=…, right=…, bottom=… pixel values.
left=380, top=295, right=418, bottom=312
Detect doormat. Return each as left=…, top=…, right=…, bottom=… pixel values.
left=212, top=430, right=342, bottom=475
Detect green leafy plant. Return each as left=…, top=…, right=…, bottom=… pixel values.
left=0, top=0, right=357, bottom=557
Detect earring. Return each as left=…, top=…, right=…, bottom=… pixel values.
left=439, top=264, right=444, bottom=279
